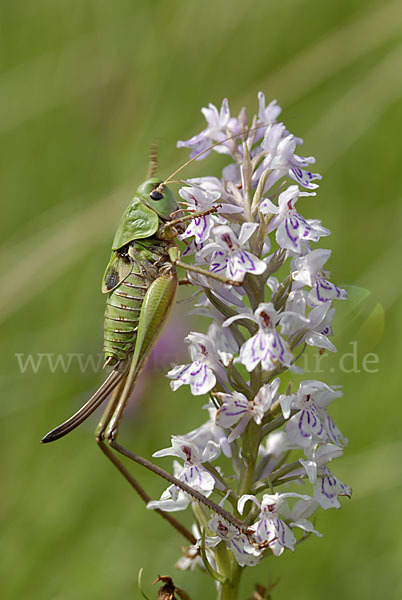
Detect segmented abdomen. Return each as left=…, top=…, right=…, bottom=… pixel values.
left=104, top=267, right=146, bottom=363
left=103, top=237, right=170, bottom=365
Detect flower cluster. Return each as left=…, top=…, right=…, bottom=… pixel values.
left=149, top=94, right=351, bottom=580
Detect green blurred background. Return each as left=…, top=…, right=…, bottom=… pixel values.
left=1, top=0, right=402, bottom=598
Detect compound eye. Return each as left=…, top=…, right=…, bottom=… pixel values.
left=149, top=190, right=164, bottom=201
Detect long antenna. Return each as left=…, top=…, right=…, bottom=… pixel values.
left=162, top=123, right=267, bottom=188
left=147, top=139, right=160, bottom=178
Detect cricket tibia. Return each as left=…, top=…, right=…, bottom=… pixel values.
left=41, top=368, right=126, bottom=443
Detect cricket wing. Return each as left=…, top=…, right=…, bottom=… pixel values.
left=112, top=196, right=159, bottom=250
left=102, top=251, right=133, bottom=293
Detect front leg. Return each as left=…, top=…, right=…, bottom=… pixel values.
left=165, top=205, right=219, bottom=232
left=168, top=246, right=242, bottom=287
left=159, top=206, right=220, bottom=241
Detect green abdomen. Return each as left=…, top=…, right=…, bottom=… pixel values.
left=103, top=237, right=169, bottom=365
left=104, top=269, right=146, bottom=363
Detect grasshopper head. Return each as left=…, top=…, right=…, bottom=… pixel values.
left=137, top=177, right=178, bottom=219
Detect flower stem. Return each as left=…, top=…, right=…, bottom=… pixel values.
left=217, top=560, right=243, bottom=600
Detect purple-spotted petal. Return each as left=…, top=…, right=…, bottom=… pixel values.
left=179, top=215, right=215, bottom=246
left=253, top=517, right=296, bottom=556
left=167, top=361, right=216, bottom=396
left=238, top=334, right=264, bottom=372
left=324, top=415, right=348, bottom=447
left=289, top=167, right=321, bottom=189
left=276, top=213, right=320, bottom=252
left=310, top=276, right=348, bottom=304
left=208, top=516, right=262, bottom=567
left=239, top=329, right=292, bottom=373
left=286, top=405, right=324, bottom=447
left=314, top=468, right=352, bottom=509
left=216, top=394, right=249, bottom=428
left=181, top=464, right=215, bottom=493
left=227, top=250, right=266, bottom=281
